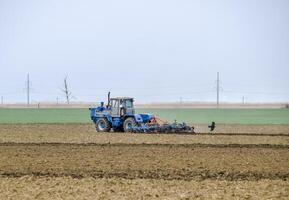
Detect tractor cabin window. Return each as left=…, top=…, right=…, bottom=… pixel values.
left=111, top=100, right=118, bottom=108
left=124, top=100, right=133, bottom=108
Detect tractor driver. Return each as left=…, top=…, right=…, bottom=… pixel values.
left=120, top=100, right=126, bottom=116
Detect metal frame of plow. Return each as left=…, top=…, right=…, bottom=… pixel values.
left=126, top=122, right=195, bottom=134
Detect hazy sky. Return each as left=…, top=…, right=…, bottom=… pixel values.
left=0, top=0, right=289, bottom=103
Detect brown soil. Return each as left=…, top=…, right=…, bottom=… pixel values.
left=0, top=123, right=288, bottom=199
left=0, top=143, right=288, bottom=181
left=0, top=124, right=288, bottom=145
left=1, top=123, right=289, bottom=135
left=0, top=177, right=288, bottom=200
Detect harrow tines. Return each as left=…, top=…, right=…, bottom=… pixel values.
left=127, top=122, right=195, bottom=134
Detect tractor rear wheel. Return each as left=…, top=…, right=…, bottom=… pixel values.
left=123, top=117, right=137, bottom=132
left=95, top=118, right=111, bottom=132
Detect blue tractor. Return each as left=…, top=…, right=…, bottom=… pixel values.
left=89, top=92, right=155, bottom=132
left=89, top=92, right=214, bottom=133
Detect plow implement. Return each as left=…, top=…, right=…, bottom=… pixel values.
left=126, top=116, right=195, bottom=133
left=127, top=122, right=194, bottom=133
left=126, top=119, right=215, bottom=134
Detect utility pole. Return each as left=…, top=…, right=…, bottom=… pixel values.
left=27, top=73, right=30, bottom=107
left=216, top=72, right=220, bottom=108
left=242, top=96, right=245, bottom=104
left=56, top=96, right=59, bottom=105
left=1, top=96, right=3, bottom=106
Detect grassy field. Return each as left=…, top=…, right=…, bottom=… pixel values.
left=0, top=108, right=288, bottom=124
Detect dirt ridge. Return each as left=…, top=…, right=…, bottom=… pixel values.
left=1, top=171, right=289, bottom=181
left=0, top=142, right=288, bottom=149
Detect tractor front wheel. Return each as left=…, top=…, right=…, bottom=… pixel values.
left=123, top=117, right=137, bottom=132
left=95, top=118, right=111, bottom=132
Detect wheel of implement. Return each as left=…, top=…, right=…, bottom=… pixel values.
left=95, top=118, right=111, bottom=132
left=123, top=117, right=137, bottom=132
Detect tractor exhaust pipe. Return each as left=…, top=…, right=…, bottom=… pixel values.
left=107, top=91, right=111, bottom=107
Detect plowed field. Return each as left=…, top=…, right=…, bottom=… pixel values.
left=0, top=124, right=288, bottom=199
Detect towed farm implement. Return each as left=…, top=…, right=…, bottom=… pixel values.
left=89, top=93, right=215, bottom=133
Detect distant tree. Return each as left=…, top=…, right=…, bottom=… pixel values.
left=61, top=76, right=73, bottom=104
left=285, top=104, right=289, bottom=108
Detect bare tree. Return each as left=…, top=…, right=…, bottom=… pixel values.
left=61, top=76, right=73, bottom=104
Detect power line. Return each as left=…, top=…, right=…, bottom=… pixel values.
left=223, top=90, right=289, bottom=95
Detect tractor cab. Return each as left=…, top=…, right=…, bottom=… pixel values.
left=89, top=92, right=155, bottom=132
left=108, top=97, right=135, bottom=117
